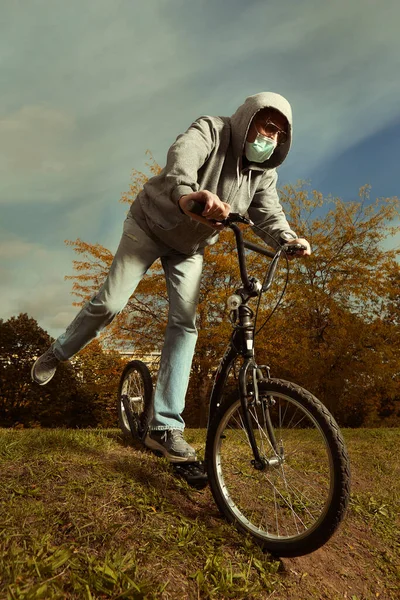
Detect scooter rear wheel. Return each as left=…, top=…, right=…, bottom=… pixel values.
left=117, top=360, right=153, bottom=441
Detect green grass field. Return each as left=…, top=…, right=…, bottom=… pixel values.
left=0, top=428, right=399, bottom=599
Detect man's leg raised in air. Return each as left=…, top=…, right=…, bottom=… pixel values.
left=31, top=212, right=166, bottom=385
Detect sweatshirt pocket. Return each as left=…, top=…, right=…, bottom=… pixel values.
left=150, top=220, right=217, bottom=255
left=141, top=194, right=185, bottom=231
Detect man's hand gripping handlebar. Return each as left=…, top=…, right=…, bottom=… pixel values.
left=180, top=193, right=308, bottom=257
left=178, top=191, right=232, bottom=230
left=185, top=198, right=252, bottom=227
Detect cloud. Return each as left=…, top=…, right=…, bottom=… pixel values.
left=0, top=235, right=82, bottom=336
left=0, top=106, right=75, bottom=172
left=0, top=105, right=98, bottom=205
left=0, top=266, right=13, bottom=285
left=0, top=237, right=43, bottom=260
left=0, top=274, right=78, bottom=339
left=12, top=281, right=79, bottom=335
left=150, top=0, right=400, bottom=181
left=2, top=0, right=399, bottom=203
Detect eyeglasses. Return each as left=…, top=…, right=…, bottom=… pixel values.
left=256, top=118, right=288, bottom=145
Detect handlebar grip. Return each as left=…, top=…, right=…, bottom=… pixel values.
left=185, top=199, right=205, bottom=216
left=283, top=243, right=307, bottom=254
left=184, top=199, right=252, bottom=227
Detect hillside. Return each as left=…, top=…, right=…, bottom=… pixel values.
left=0, top=428, right=399, bottom=599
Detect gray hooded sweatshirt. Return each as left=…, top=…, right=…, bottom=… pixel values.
left=130, top=92, right=297, bottom=255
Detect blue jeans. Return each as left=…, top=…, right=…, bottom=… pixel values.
left=53, top=211, right=204, bottom=431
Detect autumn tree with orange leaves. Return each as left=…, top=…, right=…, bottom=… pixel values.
left=254, top=184, right=400, bottom=426
left=64, top=155, right=400, bottom=427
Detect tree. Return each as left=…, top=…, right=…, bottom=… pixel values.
left=64, top=160, right=400, bottom=427
left=253, top=184, right=400, bottom=425
left=0, top=314, right=125, bottom=428
left=72, top=339, right=127, bottom=428
left=0, top=314, right=90, bottom=427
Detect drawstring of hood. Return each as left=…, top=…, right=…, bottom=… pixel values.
left=235, top=156, right=254, bottom=200
left=247, top=169, right=252, bottom=199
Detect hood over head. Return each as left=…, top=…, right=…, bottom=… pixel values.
left=230, top=92, right=292, bottom=169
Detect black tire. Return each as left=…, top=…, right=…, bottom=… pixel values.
left=117, top=360, right=153, bottom=441
left=205, top=378, right=351, bottom=557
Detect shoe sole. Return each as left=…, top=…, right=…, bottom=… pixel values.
left=144, top=435, right=197, bottom=464
left=30, top=359, right=56, bottom=386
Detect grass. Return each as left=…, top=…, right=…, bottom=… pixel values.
left=0, top=428, right=399, bottom=599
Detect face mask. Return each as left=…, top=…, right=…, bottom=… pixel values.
left=245, top=132, right=277, bottom=163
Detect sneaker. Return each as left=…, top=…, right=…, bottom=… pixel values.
left=31, top=345, right=61, bottom=386
left=144, top=429, right=197, bottom=463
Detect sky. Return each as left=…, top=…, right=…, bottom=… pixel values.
left=1, top=0, right=399, bottom=339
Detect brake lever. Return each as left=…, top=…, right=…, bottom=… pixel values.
left=222, top=213, right=254, bottom=226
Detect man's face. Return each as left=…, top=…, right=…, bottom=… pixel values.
left=246, top=108, right=288, bottom=145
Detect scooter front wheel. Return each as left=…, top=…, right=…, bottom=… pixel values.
left=206, top=378, right=350, bottom=557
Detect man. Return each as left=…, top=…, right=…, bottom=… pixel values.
left=31, top=92, right=311, bottom=462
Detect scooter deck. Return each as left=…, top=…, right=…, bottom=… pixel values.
left=121, top=396, right=208, bottom=489
left=172, top=460, right=208, bottom=490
